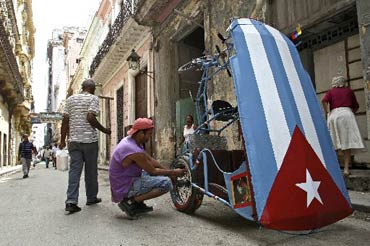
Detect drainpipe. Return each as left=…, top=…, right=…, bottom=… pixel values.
left=250, top=0, right=264, bottom=19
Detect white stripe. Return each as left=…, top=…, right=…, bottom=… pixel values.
left=265, top=25, right=325, bottom=166
left=241, top=21, right=291, bottom=170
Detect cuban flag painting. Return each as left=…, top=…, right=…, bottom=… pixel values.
left=228, top=19, right=352, bottom=230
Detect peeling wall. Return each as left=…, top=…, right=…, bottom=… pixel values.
left=205, top=0, right=256, bottom=151
left=153, top=0, right=258, bottom=164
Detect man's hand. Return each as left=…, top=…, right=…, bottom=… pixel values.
left=104, top=128, right=112, bottom=135
left=59, top=140, right=66, bottom=149
left=171, top=168, right=187, bottom=177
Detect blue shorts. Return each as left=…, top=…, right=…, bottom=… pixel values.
left=127, top=171, right=172, bottom=198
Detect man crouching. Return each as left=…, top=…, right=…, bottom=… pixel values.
left=109, top=118, right=185, bottom=218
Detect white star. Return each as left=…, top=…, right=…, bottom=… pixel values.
left=295, top=169, right=323, bottom=207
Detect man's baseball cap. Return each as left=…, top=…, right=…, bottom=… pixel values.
left=127, top=118, right=154, bottom=136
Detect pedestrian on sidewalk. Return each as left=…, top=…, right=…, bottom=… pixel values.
left=43, top=146, right=52, bottom=168
left=109, top=118, right=186, bottom=218
left=51, top=143, right=59, bottom=169
left=31, top=145, right=38, bottom=167
left=60, top=79, right=111, bottom=214
left=18, top=134, right=34, bottom=179
left=322, top=76, right=364, bottom=176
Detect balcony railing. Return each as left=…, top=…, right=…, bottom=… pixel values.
left=0, top=17, right=24, bottom=100
left=89, top=1, right=139, bottom=77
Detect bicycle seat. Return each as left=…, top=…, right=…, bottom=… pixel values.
left=211, top=100, right=236, bottom=121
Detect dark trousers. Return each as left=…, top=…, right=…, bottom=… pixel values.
left=65, top=142, right=99, bottom=205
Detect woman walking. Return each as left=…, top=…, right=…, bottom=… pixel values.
left=322, top=76, right=364, bottom=176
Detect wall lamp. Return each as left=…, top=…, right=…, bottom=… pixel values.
left=126, top=49, right=154, bottom=79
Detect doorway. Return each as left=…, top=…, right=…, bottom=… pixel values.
left=176, top=26, right=205, bottom=147
left=135, top=70, right=148, bottom=118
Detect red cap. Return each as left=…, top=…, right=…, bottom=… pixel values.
left=127, top=118, right=154, bottom=136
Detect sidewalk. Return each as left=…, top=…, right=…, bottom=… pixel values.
left=0, top=165, right=22, bottom=177
left=348, top=190, right=370, bottom=213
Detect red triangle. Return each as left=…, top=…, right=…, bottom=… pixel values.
left=260, top=127, right=352, bottom=230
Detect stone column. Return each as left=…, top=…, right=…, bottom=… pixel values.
left=356, top=0, right=370, bottom=138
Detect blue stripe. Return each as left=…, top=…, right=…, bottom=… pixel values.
left=251, top=19, right=304, bottom=136
left=230, top=24, right=278, bottom=219
left=282, top=34, right=350, bottom=202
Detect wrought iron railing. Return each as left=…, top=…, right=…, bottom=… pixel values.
left=0, top=17, right=24, bottom=100
left=89, top=1, right=139, bottom=77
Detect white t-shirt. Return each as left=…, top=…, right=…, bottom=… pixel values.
left=183, top=124, right=195, bottom=142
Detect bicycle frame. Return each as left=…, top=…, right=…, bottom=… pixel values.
left=192, top=38, right=236, bottom=135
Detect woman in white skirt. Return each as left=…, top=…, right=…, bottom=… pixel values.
left=322, top=76, right=364, bottom=176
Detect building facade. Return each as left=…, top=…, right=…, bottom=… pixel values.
left=0, top=0, right=35, bottom=167
left=73, top=0, right=370, bottom=168
left=67, top=0, right=113, bottom=97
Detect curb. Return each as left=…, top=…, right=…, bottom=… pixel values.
left=352, top=203, right=370, bottom=213
left=0, top=165, right=22, bottom=177
left=98, top=165, right=109, bottom=171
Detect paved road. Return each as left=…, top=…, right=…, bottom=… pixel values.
left=1, top=163, right=370, bottom=246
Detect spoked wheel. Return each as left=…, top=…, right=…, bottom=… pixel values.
left=170, top=155, right=204, bottom=213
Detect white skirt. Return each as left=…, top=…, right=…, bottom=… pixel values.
left=327, top=107, right=364, bottom=150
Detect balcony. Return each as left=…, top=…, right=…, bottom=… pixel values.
left=89, top=1, right=144, bottom=79
left=0, top=17, right=24, bottom=105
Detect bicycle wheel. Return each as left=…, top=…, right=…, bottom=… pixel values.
left=170, top=155, right=204, bottom=213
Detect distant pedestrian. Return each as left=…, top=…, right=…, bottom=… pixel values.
left=60, top=79, right=111, bottom=214
left=32, top=146, right=38, bottom=167
left=51, top=143, right=59, bottom=169
left=322, top=76, right=364, bottom=176
left=43, top=146, right=52, bottom=168
left=109, top=118, right=186, bottom=218
left=18, top=134, right=35, bottom=179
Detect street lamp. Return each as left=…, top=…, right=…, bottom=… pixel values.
left=126, top=49, right=141, bottom=70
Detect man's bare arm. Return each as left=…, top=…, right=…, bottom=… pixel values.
left=322, top=101, right=329, bottom=115
left=60, top=115, right=69, bottom=149
left=148, top=156, right=166, bottom=169
left=87, top=112, right=111, bottom=135
left=126, top=152, right=185, bottom=177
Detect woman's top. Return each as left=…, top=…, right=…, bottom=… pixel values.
left=183, top=124, right=195, bottom=142
left=322, top=87, right=359, bottom=112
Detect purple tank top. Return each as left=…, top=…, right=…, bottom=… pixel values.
left=109, top=136, right=144, bottom=203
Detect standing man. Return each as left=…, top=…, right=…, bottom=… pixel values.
left=18, top=134, right=34, bottom=179
left=60, top=79, right=111, bottom=214
left=109, top=118, right=185, bottom=218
